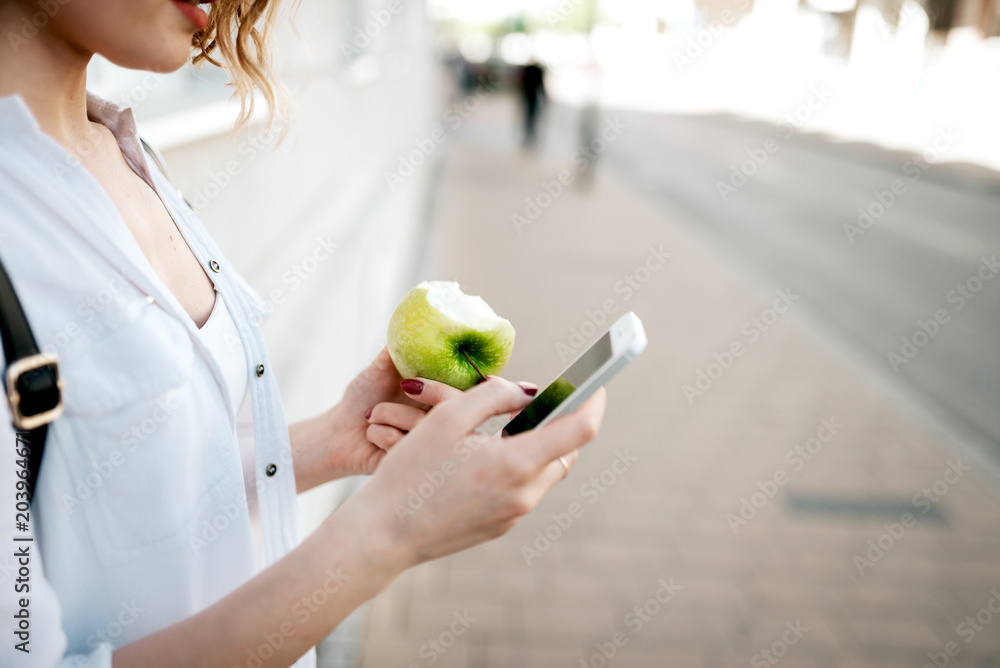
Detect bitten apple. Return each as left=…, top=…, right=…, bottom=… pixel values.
left=386, top=281, right=515, bottom=391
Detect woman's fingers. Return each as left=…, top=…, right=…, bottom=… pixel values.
left=429, top=377, right=538, bottom=437
left=369, top=403, right=427, bottom=432
left=367, top=423, right=407, bottom=451
left=510, top=381, right=537, bottom=419
left=513, top=387, right=607, bottom=470
left=507, top=395, right=603, bottom=519
left=522, top=447, right=580, bottom=505
left=399, top=378, right=465, bottom=407
left=400, top=377, right=537, bottom=412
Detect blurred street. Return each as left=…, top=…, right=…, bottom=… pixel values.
left=599, top=109, right=1000, bottom=460
left=359, top=94, right=1000, bottom=667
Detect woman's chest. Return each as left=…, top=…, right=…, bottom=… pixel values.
left=81, top=151, right=217, bottom=328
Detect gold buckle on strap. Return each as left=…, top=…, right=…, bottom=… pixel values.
left=6, top=353, right=64, bottom=431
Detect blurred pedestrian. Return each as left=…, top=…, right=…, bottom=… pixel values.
left=519, top=61, right=546, bottom=147
left=459, top=57, right=479, bottom=97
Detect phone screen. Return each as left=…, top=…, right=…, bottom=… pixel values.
left=503, top=332, right=614, bottom=436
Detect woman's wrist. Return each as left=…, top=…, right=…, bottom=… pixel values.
left=318, top=490, right=413, bottom=597
left=289, top=406, right=341, bottom=493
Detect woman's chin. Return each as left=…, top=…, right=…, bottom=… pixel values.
left=103, top=41, right=194, bottom=75
left=146, top=52, right=196, bottom=74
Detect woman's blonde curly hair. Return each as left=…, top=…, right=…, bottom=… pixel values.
left=191, top=0, right=291, bottom=134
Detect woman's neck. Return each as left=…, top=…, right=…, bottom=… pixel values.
left=0, top=4, right=97, bottom=147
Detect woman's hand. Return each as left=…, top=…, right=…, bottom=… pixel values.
left=335, top=376, right=607, bottom=567
left=290, top=347, right=468, bottom=491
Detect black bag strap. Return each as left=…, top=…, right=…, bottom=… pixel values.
left=0, top=256, right=63, bottom=502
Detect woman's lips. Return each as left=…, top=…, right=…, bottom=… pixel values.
left=171, top=0, right=209, bottom=31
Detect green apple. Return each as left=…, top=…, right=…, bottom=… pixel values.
left=386, top=281, right=516, bottom=391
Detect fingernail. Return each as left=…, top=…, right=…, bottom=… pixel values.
left=400, top=379, right=424, bottom=395
left=364, top=408, right=373, bottom=420
left=520, top=384, right=538, bottom=396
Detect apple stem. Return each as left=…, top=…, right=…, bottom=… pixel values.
left=461, top=350, right=488, bottom=384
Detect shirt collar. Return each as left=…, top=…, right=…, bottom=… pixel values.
left=86, top=91, right=157, bottom=190
left=0, top=91, right=156, bottom=192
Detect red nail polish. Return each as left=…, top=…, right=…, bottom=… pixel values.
left=364, top=408, right=373, bottom=420
left=401, top=379, right=424, bottom=395
left=523, top=387, right=538, bottom=396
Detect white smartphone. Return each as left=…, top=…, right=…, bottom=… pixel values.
left=501, top=312, right=647, bottom=436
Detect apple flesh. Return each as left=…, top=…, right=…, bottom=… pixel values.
left=386, top=281, right=515, bottom=391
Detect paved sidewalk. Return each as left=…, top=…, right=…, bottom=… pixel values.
left=358, top=96, right=1000, bottom=668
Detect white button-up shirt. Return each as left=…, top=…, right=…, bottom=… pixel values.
left=0, top=92, right=315, bottom=667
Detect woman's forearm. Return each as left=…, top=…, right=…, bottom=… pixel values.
left=288, top=408, right=339, bottom=494
left=112, top=503, right=406, bottom=668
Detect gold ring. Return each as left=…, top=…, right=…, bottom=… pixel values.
left=558, top=455, right=570, bottom=479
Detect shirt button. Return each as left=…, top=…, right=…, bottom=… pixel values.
left=256, top=363, right=266, bottom=377
left=266, top=464, right=277, bottom=477
left=209, top=259, right=222, bottom=273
